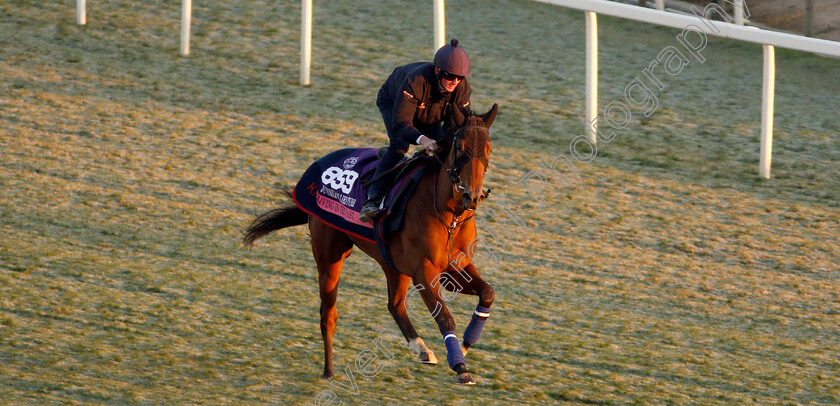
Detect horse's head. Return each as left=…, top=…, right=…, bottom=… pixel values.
left=442, top=103, right=498, bottom=212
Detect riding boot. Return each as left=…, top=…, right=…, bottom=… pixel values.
left=359, top=147, right=404, bottom=222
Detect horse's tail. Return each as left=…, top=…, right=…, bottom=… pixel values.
left=243, top=190, right=308, bottom=246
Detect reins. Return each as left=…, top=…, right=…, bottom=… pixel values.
left=430, top=130, right=464, bottom=187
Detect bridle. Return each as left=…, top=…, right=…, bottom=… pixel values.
left=431, top=119, right=491, bottom=203
left=430, top=120, right=491, bottom=264
left=431, top=125, right=466, bottom=193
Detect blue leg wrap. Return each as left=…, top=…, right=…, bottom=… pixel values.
left=443, top=331, right=465, bottom=370
left=463, top=305, right=491, bottom=346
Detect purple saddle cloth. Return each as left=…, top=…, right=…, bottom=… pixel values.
left=293, top=148, right=429, bottom=248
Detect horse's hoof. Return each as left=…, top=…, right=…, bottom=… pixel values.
left=461, top=341, right=469, bottom=357
left=418, top=350, right=438, bottom=365
left=456, top=372, right=476, bottom=385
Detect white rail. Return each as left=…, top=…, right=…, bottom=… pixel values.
left=76, top=0, right=86, bottom=25
left=585, top=12, right=598, bottom=143
left=180, top=0, right=191, bottom=56
left=300, top=0, right=313, bottom=85
left=534, top=0, right=840, bottom=178
left=434, top=0, right=446, bottom=53
left=760, top=45, right=775, bottom=178
left=288, top=0, right=836, bottom=177
left=534, top=0, right=840, bottom=57
left=734, top=0, right=745, bottom=25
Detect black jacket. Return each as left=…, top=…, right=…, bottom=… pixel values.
left=379, top=62, right=471, bottom=145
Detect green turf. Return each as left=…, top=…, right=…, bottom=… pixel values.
left=2, top=0, right=839, bottom=404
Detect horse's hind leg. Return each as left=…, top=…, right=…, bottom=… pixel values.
left=309, top=219, right=353, bottom=378
left=383, top=269, right=438, bottom=365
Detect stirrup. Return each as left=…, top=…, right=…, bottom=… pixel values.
left=359, top=199, right=384, bottom=222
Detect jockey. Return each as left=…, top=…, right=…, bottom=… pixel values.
left=359, top=38, right=473, bottom=222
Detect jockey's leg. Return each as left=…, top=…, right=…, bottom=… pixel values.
left=359, top=138, right=408, bottom=222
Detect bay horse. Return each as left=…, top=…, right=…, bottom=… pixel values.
left=244, top=104, right=498, bottom=385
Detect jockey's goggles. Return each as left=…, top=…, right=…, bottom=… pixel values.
left=440, top=71, right=464, bottom=81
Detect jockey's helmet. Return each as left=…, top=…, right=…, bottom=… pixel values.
left=434, top=38, right=471, bottom=78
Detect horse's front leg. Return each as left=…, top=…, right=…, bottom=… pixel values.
left=449, top=262, right=494, bottom=356
left=383, top=268, right=438, bottom=365
left=413, top=259, right=475, bottom=385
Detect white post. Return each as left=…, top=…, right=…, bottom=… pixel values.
left=759, top=44, right=775, bottom=179
left=433, top=0, right=445, bottom=52
left=734, top=0, right=745, bottom=25
left=180, top=0, right=191, bottom=56
left=77, top=0, right=86, bottom=25
left=585, top=11, right=598, bottom=143
left=655, top=0, right=664, bottom=11
left=300, top=0, right=313, bottom=85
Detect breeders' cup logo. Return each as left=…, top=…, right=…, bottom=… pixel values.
left=343, top=157, right=358, bottom=170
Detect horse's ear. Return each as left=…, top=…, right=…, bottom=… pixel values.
left=481, top=103, right=499, bottom=128
left=450, top=103, right=467, bottom=128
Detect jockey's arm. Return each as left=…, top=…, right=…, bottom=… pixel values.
left=391, top=81, right=424, bottom=147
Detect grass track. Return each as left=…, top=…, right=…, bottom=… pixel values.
left=2, top=0, right=839, bottom=404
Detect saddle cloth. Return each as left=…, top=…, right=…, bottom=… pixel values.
left=292, top=148, right=429, bottom=248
